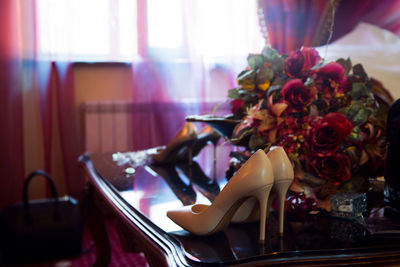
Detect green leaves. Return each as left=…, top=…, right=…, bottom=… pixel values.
left=350, top=82, right=370, bottom=99
left=249, top=134, right=267, bottom=150
left=336, top=58, right=352, bottom=75
left=341, top=101, right=372, bottom=126
left=302, top=172, right=327, bottom=187
left=237, top=69, right=256, bottom=83
left=340, top=174, right=368, bottom=193
left=228, top=88, right=240, bottom=99
left=247, top=54, right=265, bottom=70
left=237, top=69, right=256, bottom=90
left=353, top=64, right=368, bottom=80
left=257, top=65, right=274, bottom=83
left=262, top=47, right=279, bottom=60
left=347, top=126, right=362, bottom=143
left=229, top=127, right=254, bottom=146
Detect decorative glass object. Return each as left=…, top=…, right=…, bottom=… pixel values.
left=330, top=217, right=367, bottom=242
left=330, top=193, right=367, bottom=218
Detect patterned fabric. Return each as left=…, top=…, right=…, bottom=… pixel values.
left=259, top=0, right=326, bottom=53
left=332, top=0, right=400, bottom=41
left=259, top=0, right=400, bottom=54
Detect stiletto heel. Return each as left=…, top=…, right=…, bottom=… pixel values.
left=151, top=122, right=197, bottom=164
left=267, top=147, right=294, bottom=236
left=253, top=185, right=272, bottom=241
left=231, top=147, right=294, bottom=237
left=167, top=150, right=274, bottom=240
left=275, top=180, right=292, bottom=236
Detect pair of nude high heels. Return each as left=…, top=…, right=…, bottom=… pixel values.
left=167, top=147, right=294, bottom=241
left=151, top=122, right=220, bottom=164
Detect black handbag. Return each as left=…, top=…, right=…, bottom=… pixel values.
left=0, top=170, right=83, bottom=264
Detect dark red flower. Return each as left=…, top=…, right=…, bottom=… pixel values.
left=231, top=99, right=243, bottom=113
left=313, top=62, right=347, bottom=101
left=302, top=47, right=321, bottom=71
left=309, top=153, right=352, bottom=184
left=284, top=47, right=320, bottom=78
left=308, top=113, right=353, bottom=157
left=281, top=79, right=316, bottom=110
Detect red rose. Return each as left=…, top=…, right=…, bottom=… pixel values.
left=301, top=47, right=321, bottom=71
left=308, top=113, right=353, bottom=157
left=284, top=47, right=320, bottom=78
left=309, top=153, right=352, bottom=184
left=281, top=79, right=316, bottom=110
left=231, top=99, right=243, bottom=113
left=313, top=62, right=347, bottom=100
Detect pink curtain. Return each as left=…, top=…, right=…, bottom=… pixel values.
left=259, top=0, right=400, bottom=54
left=0, top=0, right=25, bottom=210
left=0, top=1, right=82, bottom=210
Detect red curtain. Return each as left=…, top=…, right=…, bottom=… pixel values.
left=0, top=1, right=83, bottom=210
left=259, top=0, right=400, bottom=54
left=0, top=0, right=25, bottom=210
left=331, top=0, right=400, bottom=41
left=260, top=0, right=326, bottom=53
left=53, top=63, right=84, bottom=197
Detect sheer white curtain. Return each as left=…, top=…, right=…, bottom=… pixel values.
left=131, top=0, right=264, bottom=149
left=140, top=0, right=264, bottom=102
left=35, top=0, right=265, bottom=149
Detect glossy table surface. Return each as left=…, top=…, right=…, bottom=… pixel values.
left=81, top=145, right=400, bottom=266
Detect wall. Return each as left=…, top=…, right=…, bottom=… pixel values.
left=74, top=63, right=133, bottom=109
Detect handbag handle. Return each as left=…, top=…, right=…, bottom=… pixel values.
left=23, top=170, right=59, bottom=224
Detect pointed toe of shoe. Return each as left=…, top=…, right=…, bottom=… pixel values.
left=167, top=205, right=199, bottom=232
left=166, top=207, right=189, bottom=222
left=167, top=204, right=217, bottom=235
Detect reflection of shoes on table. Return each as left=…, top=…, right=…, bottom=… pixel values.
left=232, top=146, right=294, bottom=237
left=177, top=126, right=220, bottom=162
left=177, top=161, right=220, bottom=202
left=151, top=122, right=197, bottom=164
left=167, top=150, right=274, bottom=241
left=148, top=164, right=197, bottom=206
left=185, top=114, right=240, bottom=139
left=170, top=230, right=235, bottom=264
left=224, top=223, right=269, bottom=259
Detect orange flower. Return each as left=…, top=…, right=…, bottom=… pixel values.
left=235, top=97, right=288, bottom=143
left=260, top=95, right=288, bottom=143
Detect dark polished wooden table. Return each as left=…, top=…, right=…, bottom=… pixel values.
left=79, top=146, right=400, bottom=266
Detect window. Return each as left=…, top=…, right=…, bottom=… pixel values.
left=147, top=0, right=183, bottom=49
left=36, top=0, right=263, bottom=62
left=37, top=0, right=138, bottom=61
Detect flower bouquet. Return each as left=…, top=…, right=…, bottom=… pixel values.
left=226, top=47, right=392, bottom=210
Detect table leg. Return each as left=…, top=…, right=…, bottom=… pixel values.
left=81, top=185, right=111, bottom=267
left=116, top=220, right=169, bottom=267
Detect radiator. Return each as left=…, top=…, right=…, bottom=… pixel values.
left=82, top=100, right=133, bottom=152
left=82, top=100, right=231, bottom=153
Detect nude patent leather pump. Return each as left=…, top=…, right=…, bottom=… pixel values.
left=167, top=149, right=274, bottom=241
left=151, top=122, right=197, bottom=164
left=231, top=146, right=294, bottom=236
